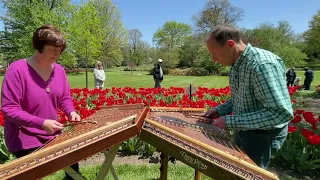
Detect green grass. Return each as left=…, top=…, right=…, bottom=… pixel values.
left=43, top=164, right=211, bottom=180
left=43, top=164, right=297, bottom=180
left=66, top=71, right=229, bottom=88
left=1, top=70, right=317, bottom=89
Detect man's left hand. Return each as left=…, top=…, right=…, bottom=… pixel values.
left=69, top=112, right=81, bottom=121
left=212, top=116, right=227, bottom=129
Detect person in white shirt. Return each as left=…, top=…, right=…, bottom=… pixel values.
left=93, top=61, right=106, bottom=89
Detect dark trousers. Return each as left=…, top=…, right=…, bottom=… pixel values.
left=287, top=81, right=294, bottom=86
left=234, top=124, right=288, bottom=169
left=13, top=147, right=80, bottom=180
left=304, top=78, right=313, bottom=90
left=154, top=78, right=162, bottom=88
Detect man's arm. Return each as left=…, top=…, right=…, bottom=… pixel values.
left=214, top=99, right=233, bottom=117
left=225, top=62, right=293, bottom=130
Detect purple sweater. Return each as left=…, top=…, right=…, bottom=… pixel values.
left=1, top=59, right=75, bottom=153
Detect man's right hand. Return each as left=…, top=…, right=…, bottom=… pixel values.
left=42, top=120, right=64, bottom=134
left=202, top=108, right=219, bottom=119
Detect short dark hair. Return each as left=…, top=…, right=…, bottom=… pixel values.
left=32, top=24, right=66, bottom=53
left=208, top=25, right=242, bottom=46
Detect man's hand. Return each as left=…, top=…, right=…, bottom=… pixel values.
left=69, top=111, right=81, bottom=121
left=203, top=108, right=219, bottom=119
left=212, top=116, right=227, bottom=129
left=42, top=120, right=64, bottom=134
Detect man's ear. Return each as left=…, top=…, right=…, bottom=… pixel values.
left=227, top=40, right=235, bottom=47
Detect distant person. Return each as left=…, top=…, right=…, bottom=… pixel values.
left=93, top=61, right=106, bottom=89
left=286, top=68, right=296, bottom=86
left=294, top=76, right=301, bottom=86
left=153, top=59, right=164, bottom=88
left=303, top=67, right=314, bottom=90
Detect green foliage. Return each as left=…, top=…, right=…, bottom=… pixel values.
left=93, top=0, right=127, bottom=67
left=242, top=21, right=307, bottom=68
left=304, top=9, right=320, bottom=55
left=123, top=64, right=153, bottom=72
left=119, top=137, right=156, bottom=158
left=0, top=0, right=73, bottom=63
left=0, top=127, right=15, bottom=164
left=153, top=21, right=192, bottom=68
left=69, top=1, right=103, bottom=66
left=168, top=68, right=209, bottom=76
left=275, top=127, right=320, bottom=170
left=59, top=50, right=77, bottom=68
left=0, top=0, right=125, bottom=68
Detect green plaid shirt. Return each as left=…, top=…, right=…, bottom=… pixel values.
left=215, top=44, right=293, bottom=131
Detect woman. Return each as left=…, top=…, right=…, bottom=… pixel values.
left=93, top=61, right=106, bottom=89
left=1, top=24, right=81, bottom=180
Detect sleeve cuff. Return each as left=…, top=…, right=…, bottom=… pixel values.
left=65, top=108, right=76, bottom=116
left=33, top=117, right=46, bottom=129
left=225, top=115, right=235, bottom=130
left=214, top=105, right=225, bottom=117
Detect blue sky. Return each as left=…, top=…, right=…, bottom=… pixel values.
left=1, top=0, right=319, bottom=45
left=111, top=0, right=320, bottom=45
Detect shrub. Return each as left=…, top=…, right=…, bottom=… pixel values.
left=185, top=67, right=209, bottom=76
left=218, top=67, right=230, bottom=76
left=119, top=137, right=156, bottom=158
left=124, top=64, right=154, bottom=72
left=167, top=68, right=209, bottom=76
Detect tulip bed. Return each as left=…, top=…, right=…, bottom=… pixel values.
left=0, top=85, right=320, bottom=173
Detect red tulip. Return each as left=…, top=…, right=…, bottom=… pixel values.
left=291, top=116, right=302, bottom=123
left=288, top=125, right=298, bottom=133
left=307, top=135, right=320, bottom=145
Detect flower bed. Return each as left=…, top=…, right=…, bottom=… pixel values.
left=1, top=85, right=319, bottom=171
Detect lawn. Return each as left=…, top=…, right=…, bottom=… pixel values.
left=43, top=164, right=213, bottom=180
left=0, top=70, right=317, bottom=89
left=43, top=164, right=296, bottom=180
left=65, top=70, right=320, bottom=89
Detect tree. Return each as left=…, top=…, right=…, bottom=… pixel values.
left=242, top=21, right=307, bottom=67
left=69, top=1, right=103, bottom=88
left=92, top=0, right=127, bottom=68
left=153, top=21, right=192, bottom=67
left=0, top=0, right=73, bottom=64
left=193, top=0, right=245, bottom=35
left=128, top=29, right=142, bottom=54
left=304, top=9, right=320, bottom=57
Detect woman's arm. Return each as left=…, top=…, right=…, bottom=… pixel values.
left=1, top=64, right=45, bottom=129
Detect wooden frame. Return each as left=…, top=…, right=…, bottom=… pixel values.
left=139, top=107, right=279, bottom=180
left=0, top=105, right=149, bottom=180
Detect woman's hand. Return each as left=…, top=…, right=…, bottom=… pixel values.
left=69, top=111, right=81, bottom=121
left=42, top=120, right=64, bottom=134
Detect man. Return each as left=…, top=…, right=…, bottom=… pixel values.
left=153, top=59, right=164, bottom=88
left=303, top=67, right=314, bottom=90
left=286, top=67, right=296, bottom=86
left=203, top=25, right=293, bottom=169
